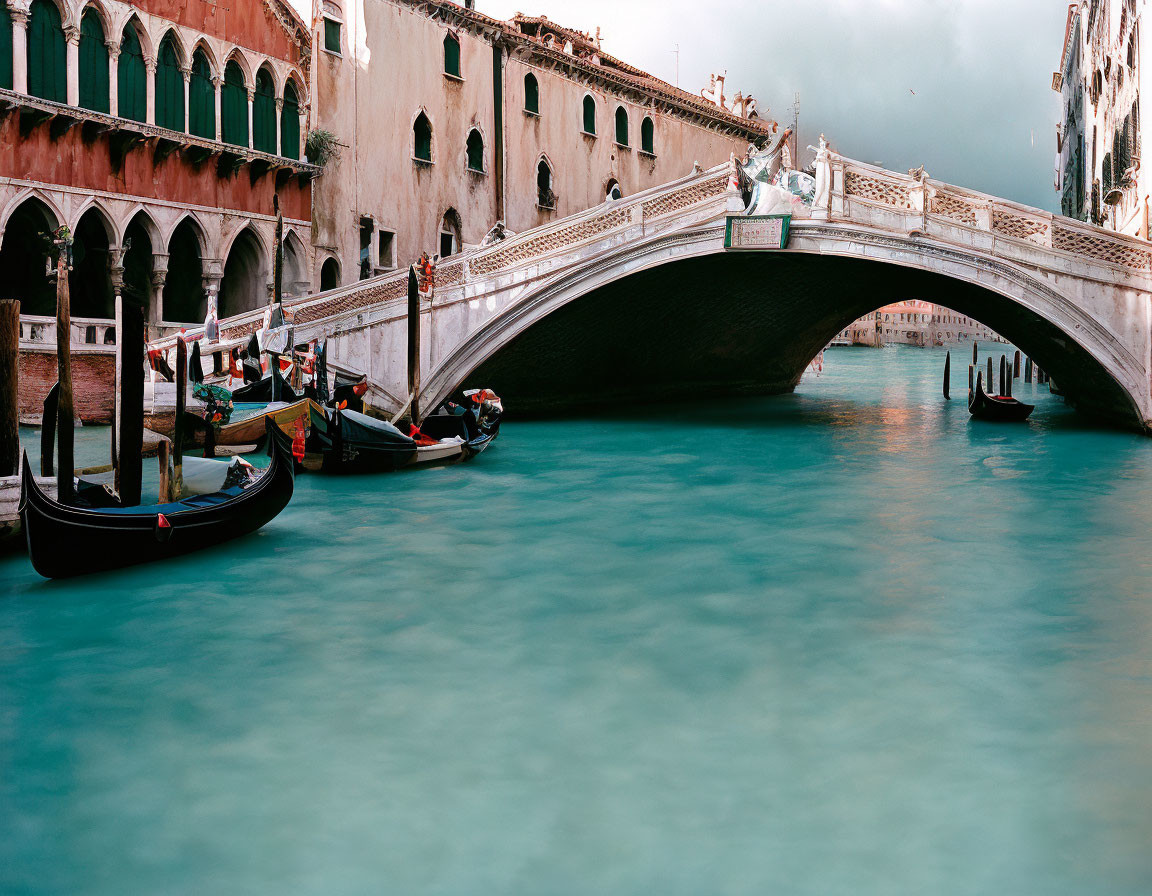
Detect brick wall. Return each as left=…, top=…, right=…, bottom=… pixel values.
left=18, top=350, right=116, bottom=424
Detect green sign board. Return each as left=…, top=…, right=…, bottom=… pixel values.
left=724, top=215, right=791, bottom=250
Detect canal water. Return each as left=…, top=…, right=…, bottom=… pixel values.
left=3, top=345, right=1152, bottom=895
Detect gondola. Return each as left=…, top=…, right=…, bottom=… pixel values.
left=968, top=371, right=1034, bottom=422
left=420, top=389, right=503, bottom=458
left=19, top=419, right=295, bottom=579
left=304, top=403, right=472, bottom=472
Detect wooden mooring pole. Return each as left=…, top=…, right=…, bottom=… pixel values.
left=942, top=351, right=951, bottom=400
left=54, top=241, right=74, bottom=504
left=986, top=357, right=994, bottom=394
left=0, top=300, right=19, bottom=477
left=116, top=301, right=145, bottom=506
left=1013, top=350, right=1021, bottom=379
left=408, top=265, right=421, bottom=424
left=173, top=338, right=186, bottom=500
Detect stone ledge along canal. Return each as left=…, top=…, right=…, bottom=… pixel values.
left=3, top=344, right=1152, bottom=894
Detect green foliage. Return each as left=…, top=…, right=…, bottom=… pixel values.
left=306, top=129, right=340, bottom=168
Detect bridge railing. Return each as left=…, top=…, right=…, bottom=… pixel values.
left=831, top=156, right=1152, bottom=273
left=171, top=161, right=735, bottom=347
left=19, top=314, right=118, bottom=351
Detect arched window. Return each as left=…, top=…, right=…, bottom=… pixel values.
left=466, top=128, right=484, bottom=172
left=155, top=33, right=184, bottom=131
left=281, top=79, right=300, bottom=160
left=118, top=25, right=146, bottom=122
left=253, top=67, right=276, bottom=153
left=614, top=106, right=629, bottom=146
left=443, top=32, right=460, bottom=77
left=606, top=178, right=622, bottom=201
left=537, top=158, right=554, bottom=209
left=582, top=95, right=596, bottom=135
left=0, top=4, right=12, bottom=90
left=413, top=112, right=432, bottom=162
left=524, top=72, right=539, bottom=114
left=641, top=116, right=654, bottom=154
left=221, top=59, right=248, bottom=146
left=188, top=49, right=214, bottom=138
left=28, top=0, right=66, bottom=102
left=320, top=257, right=340, bottom=291
left=78, top=9, right=109, bottom=112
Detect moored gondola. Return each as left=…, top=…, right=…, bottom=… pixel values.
left=420, top=389, right=503, bottom=458
left=19, top=419, right=295, bottom=579
left=968, top=371, right=1034, bottom=422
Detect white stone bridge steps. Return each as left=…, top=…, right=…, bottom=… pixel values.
left=198, top=154, right=1152, bottom=429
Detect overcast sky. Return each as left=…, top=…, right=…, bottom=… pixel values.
left=480, top=0, right=1066, bottom=211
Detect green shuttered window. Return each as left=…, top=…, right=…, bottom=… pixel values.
left=413, top=112, right=432, bottom=161
left=323, top=18, right=340, bottom=54
left=582, top=95, right=595, bottom=135
left=615, top=106, right=628, bottom=146
left=641, top=116, right=654, bottom=154
left=28, top=0, right=66, bottom=103
left=524, top=73, right=538, bottom=114
left=1, top=5, right=15, bottom=91
left=280, top=80, right=300, bottom=160
left=252, top=68, right=275, bottom=154
left=443, top=33, right=460, bottom=77
left=78, top=11, right=108, bottom=112
left=221, top=60, right=247, bottom=147
left=466, top=129, right=483, bottom=172
left=189, top=50, right=214, bottom=138
left=118, top=26, right=146, bottom=123
left=155, top=34, right=183, bottom=131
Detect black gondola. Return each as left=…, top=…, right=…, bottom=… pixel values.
left=968, top=371, right=1034, bottom=423
left=19, top=419, right=295, bottom=579
left=420, top=389, right=503, bottom=457
left=305, top=403, right=419, bottom=472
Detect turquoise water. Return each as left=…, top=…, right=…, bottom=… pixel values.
left=3, top=345, right=1152, bottom=894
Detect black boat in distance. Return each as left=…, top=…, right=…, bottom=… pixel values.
left=968, top=371, right=1034, bottom=422
left=19, top=419, right=295, bottom=579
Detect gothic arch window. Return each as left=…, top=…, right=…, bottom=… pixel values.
left=28, top=0, right=66, bottom=103
left=466, top=128, right=484, bottom=172
left=524, top=72, right=539, bottom=114
left=78, top=8, right=108, bottom=112
left=641, top=116, right=654, bottom=154
left=614, top=106, right=629, bottom=146
left=155, top=32, right=184, bottom=131
left=413, top=111, right=432, bottom=162
left=582, top=94, right=596, bottom=135
left=281, top=79, right=301, bottom=159
left=443, top=32, right=460, bottom=77
left=537, top=157, right=554, bottom=209
left=118, top=23, right=146, bottom=122
left=221, top=59, right=248, bottom=146
left=188, top=48, right=215, bottom=138
left=252, top=66, right=276, bottom=153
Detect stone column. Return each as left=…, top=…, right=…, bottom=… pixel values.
left=212, top=76, right=222, bottom=141
left=65, top=26, right=80, bottom=107
left=11, top=9, right=28, bottom=96
left=275, top=96, right=283, bottom=156
left=145, top=57, right=156, bottom=125
left=107, top=42, right=120, bottom=116
left=182, top=66, right=191, bottom=133
left=149, top=255, right=169, bottom=332
left=246, top=88, right=254, bottom=149
left=202, top=270, right=222, bottom=323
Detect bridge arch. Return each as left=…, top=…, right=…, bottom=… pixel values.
left=424, top=225, right=1145, bottom=428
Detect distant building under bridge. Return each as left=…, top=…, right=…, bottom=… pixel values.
left=833, top=302, right=1006, bottom=348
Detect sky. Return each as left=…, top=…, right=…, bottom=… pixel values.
left=479, top=0, right=1068, bottom=212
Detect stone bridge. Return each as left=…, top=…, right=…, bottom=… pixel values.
left=203, top=150, right=1152, bottom=429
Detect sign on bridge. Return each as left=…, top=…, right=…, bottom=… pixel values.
left=725, top=215, right=791, bottom=250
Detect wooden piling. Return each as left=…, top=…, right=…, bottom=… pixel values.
left=408, top=265, right=421, bottom=423
left=1024, top=357, right=1033, bottom=382
left=40, top=382, right=58, bottom=477
left=972, top=341, right=978, bottom=365
left=943, top=351, right=951, bottom=400
left=173, top=338, right=186, bottom=499
left=999, top=356, right=1007, bottom=395
left=1013, top=350, right=1021, bottom=378
left=54, top=245, right=74, bottom=504
left=157, top=438, right=171, bottom=504
left=115, top=301, right=145, bottom=506
left=0, top=300, right=19, bottom=477
left=986, top=357, right=993, bottom=394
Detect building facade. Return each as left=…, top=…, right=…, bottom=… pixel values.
left=833, top=302, right=1005, bottom=347
left=1054, top=0, right=1146, bottom=236
left=0, top=0, right=316, bottom=338
left=307, top=0, right=774, bottom=289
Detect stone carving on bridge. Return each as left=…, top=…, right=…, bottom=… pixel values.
left=810, top=135, right=832, bottom=218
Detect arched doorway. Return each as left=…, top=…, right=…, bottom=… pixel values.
left=220, top=227, right=266, bottom=317
left=0, top=197, right=58, bottom=315
left=320, top=257, right=340, bottom=291
left=440, top=208, right=462, bottom=258
left=70, top=208, right=114, bottom=319
left=121, top=213, right=154, bottom=317
left=283, top=231, right=306, bottom=298
left=163, top=219, right=205, bottom=323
